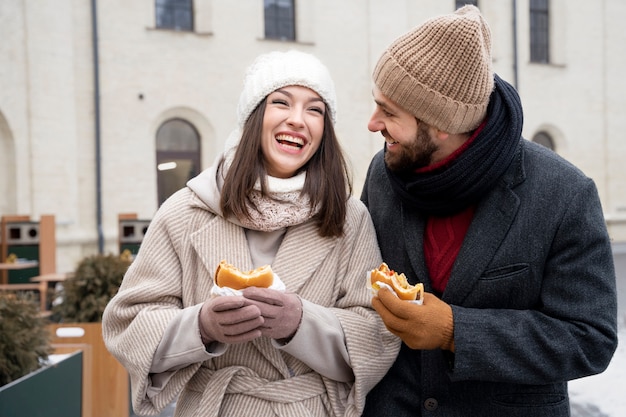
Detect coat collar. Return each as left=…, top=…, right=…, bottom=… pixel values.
left=402, top=141, right=526, bottom=303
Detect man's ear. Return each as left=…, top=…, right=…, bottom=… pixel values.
left=433, top=128, right=450, bottom=141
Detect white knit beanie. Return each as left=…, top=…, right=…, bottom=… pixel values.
left=236, top=50, right=337, bottom=127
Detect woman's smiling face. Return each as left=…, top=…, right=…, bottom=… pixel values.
left=261, top=85, right=326, bottom=178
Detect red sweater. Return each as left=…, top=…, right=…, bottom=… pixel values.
left=424, top=205, right=475, bottom=293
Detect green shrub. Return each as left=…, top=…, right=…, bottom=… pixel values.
left=0, top=292, right=53, bottom=386
left=52, top=253, right=131, bottom=323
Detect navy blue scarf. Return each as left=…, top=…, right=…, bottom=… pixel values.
left=385, top=74, right=523, bottom=216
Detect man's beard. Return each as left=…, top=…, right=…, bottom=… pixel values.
left=384, top=123, right=437, bottom=173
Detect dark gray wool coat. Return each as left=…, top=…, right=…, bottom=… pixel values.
left=361, top=137, right=618, bottom=416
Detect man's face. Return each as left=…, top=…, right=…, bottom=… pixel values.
left=368, top=86, right=438, bottom=173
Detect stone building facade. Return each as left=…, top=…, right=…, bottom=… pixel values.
left=1, top=0, right=625, bottom=273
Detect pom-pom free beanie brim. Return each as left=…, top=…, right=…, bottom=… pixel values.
left=237, top=50, right=337, bottom=127
left=373, top=5, right=494, bottom=134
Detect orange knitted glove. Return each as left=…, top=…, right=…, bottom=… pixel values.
left=373, top=288, right=455, bottom=351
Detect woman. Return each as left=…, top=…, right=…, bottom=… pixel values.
left=102, top=50, right=399, bottom=417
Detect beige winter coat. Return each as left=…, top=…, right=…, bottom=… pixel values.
left=102, top=187, right=399, bottom=417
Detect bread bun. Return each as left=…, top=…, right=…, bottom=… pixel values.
left=370, top=262, right=424, bottom=301
left=214, top=260, right=274, bottom=290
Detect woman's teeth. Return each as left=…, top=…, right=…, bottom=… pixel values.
left=276, top=134, right=304, bottom=148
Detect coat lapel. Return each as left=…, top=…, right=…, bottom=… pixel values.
left=188, top=215, right=252, bottom=280
left=271, top=221, right=337, bottom=293
left=401, top=204, right=431, bottom=290
left=443, top=146, right=525, bottom=304
left=442, top=183, right=520, bottom=303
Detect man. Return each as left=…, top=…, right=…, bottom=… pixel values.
left=361, top=5, right=618, bottom=416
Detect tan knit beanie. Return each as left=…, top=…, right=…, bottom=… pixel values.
left=373, top=5, right=494, bottom=134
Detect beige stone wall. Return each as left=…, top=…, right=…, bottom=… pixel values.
left=1, top=0, right=625, bottom=273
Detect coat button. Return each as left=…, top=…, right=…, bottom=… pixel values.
left=424, top=397, right=438, bottom=411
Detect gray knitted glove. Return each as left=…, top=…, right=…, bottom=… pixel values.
left=199, top=296, right=264, bottom=345
left=242, top=287, right=303, bottom=342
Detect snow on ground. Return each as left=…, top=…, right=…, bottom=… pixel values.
left=569, top=318, right=626, bottom=417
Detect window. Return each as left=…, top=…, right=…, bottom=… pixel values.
left=530, top=0, right=549, bottom=63
left=532, top=131, right=555, bottom=151
left=156, top=119, right=201, bottom=205
left=455, top=0, right=478, bottom=9
left=155, top=0, right=193, bottom=31
left=264, top=0, right=295, bottom=41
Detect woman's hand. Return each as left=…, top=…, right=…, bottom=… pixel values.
left=199, top=296, right=264, bottom=345
left=242, top=287, right=303, bottom=342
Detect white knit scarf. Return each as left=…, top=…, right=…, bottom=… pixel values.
left=221, top=146, right=318, bottom=232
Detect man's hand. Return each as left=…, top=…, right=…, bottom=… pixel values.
left=242, top=287, right=303, bottom=341
left=199, top=296, right=264, bottom=345
left=373, top=288, right=454, bottom=351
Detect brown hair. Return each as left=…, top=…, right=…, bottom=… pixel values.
left=220, top=98, right=352, bottom=238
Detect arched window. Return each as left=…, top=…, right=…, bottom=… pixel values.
left=532, top=131, right=555, bottom=151
left=156, top=119, right=201, bottom=205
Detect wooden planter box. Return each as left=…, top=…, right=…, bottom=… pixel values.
left=48, top=322, right=130, bottom=417
left=0, top=351, right=82, bottom=417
